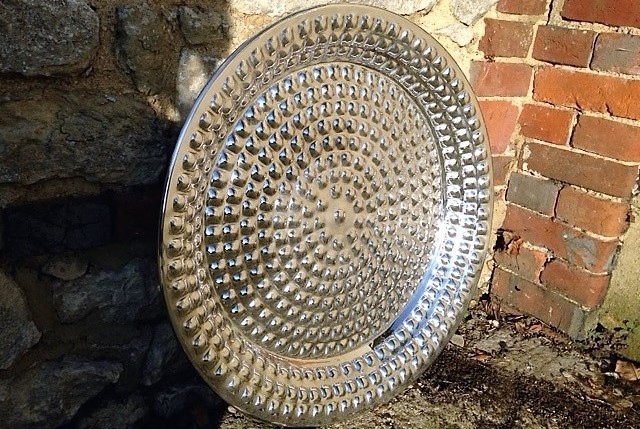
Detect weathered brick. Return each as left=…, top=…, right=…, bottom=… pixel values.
left=497, top=0, right=547, bottom=15
left=592, top=33, right=640, bottom=76
left=492, top=155, right=515, bottom=186
left=524, top=141, right=639, bottom=198
left=502, top=203, right=619, bottom=272
left=494, top=245, right=547, bottom=283
left=556, top=186, right=629, bottom=237
left=541, top=259, right=611, bottom=309
left=562, top=0, right=640, bottom=29
left=479, top=100, right=519, bottom=154
left=532, top=26, right=595, bottom=68
left=471, top=61, right=533, bottom=97
left=572, top=115, right=640, bottom=162
left=492, top=268, right=587, bottom=337
left=506, top=171, right=561, bottom=215
left=479, top=19, right=533, bottom=58
left=519, top=104, right=573, bottom=145
left=534, top=67, right=640, bottom=121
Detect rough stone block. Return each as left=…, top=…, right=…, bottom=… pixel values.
left=176, top=49, right=220, bottom=118
left=0, top=93, right=168, bottom=187
left=76, top=395, right=148, bottom=429
left=179, top=6, right=224, bottom=45
left=142, top=323, right=190, bottom=386
left=0, top=358, right=122, bottom=429
left=153, top=382, right=223, bottom=419
left=0, top=271, right=40, bottom=369
left=451, top=0, right=499, bottom=25
left=53, top=258, right=161, bottom=324
left=434, top=22, right=475, bottom=47
left=116, top=2, right=178, bottom=95
left=42, top=254, right=89, bottom=281
left=0, top=0, right=99, bottom=76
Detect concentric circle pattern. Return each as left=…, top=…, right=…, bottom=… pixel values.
left=160, top=5, right=492, bottom=427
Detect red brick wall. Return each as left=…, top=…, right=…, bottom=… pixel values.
left=476, top=0, right=640, bottom=337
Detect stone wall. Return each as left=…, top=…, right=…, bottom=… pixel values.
left=0, top=1, right=497, bottom=428
left=2, top=0, right=639, bottom=427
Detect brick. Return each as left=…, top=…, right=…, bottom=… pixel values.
left=494, top=245, right=547, bottom=283
left=592, top=33, right=640, bottom=76
left=524, top=141, right=639, bottom=198
left=534, top=67, right=640, bottom=121
left=519, top=104, right=573, bottom=145
left=479, top=19, right=533, bottom=58
left=471, top=62, right=533, bottom=97
left=562, top=0, right=640, bottom=29
left=532, top=26, right=595, bottom=68
left=497, top=0, right=547, bottom=15
left=502, top=203, right=619, bottom=272
left=541, top=259, right=611, bottom=309
left=479, top=100, right=519, bottom=154
left=572, top=115, right=640, bottom=162
left=492, top=155, right=515, bottom=186
left=492, top=268, right=587, bottom=336
left=556, top=186, right=629, bottom=237
left=506, top=171, right=560, bottom=215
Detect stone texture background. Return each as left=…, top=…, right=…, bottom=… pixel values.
left=0, top=1, right=494, bottom=428
left=0, top=0, right=638, bottom=428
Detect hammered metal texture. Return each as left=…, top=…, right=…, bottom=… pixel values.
left=160, top=5, right=492, bottom=426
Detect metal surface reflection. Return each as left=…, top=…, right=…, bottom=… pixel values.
left=159, top=4, right=492, bottom=426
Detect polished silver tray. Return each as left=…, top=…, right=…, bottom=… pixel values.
left=159, top=4, right=492, bottom=426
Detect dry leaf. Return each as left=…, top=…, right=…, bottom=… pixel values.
left=450, top=334, right=465, bottom=348
left=587, top=378, right=602, bottom=390
left=472, top=352, right=491, bottom=362
left=615, top=399, right=634, bottom=409
left=615, top=360, right=640, bottom=381
left=528, top=323, right=543, bottom=334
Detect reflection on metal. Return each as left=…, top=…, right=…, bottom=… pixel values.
left=159, top=4, right=492, bottom=426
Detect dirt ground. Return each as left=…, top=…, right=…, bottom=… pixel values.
left=209, top=298, right=640, bottom=429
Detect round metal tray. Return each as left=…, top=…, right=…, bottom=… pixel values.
left=159, top=4, right=492, bottom=426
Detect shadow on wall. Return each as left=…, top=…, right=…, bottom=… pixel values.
left=0, top=1, right=238, bottom=428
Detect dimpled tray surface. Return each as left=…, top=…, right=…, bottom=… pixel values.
left=159, top=4, right=492, bottom=426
